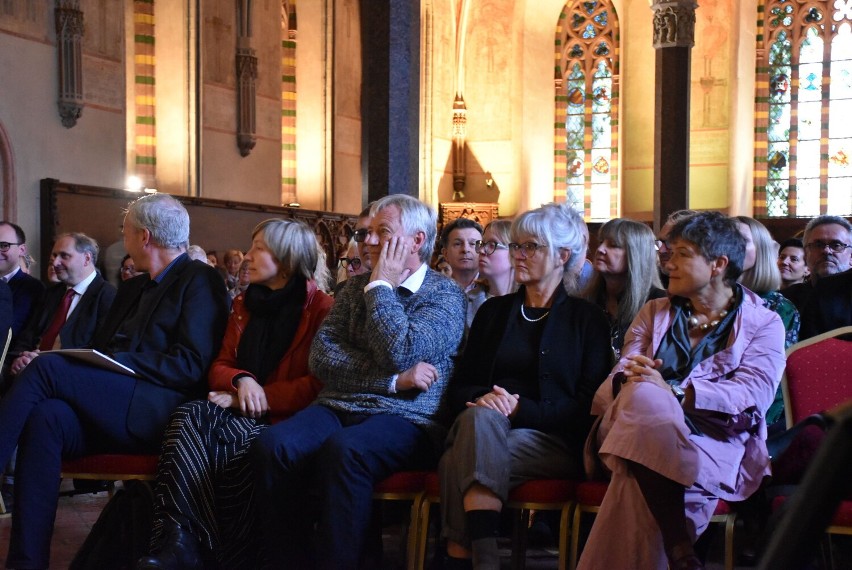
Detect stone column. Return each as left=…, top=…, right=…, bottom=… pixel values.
left=651, top=0, right=697, bottom=231
left=360, top=0, right=420, bottom=201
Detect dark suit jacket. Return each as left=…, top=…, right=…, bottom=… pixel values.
left=783, top=270, right=852, bottom=339
left=10, top=272, right=116, bottom=355
left=91, top=255, right=229, bottom=443
left=7, top=269, right=45, bottom=338
left=447, top=285, right=613, bottom=450
left=0, top=280, right=11, bottom=350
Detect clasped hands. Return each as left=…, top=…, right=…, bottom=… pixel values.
left=10, top=350, right=39, bottom=375
left=466, top=385, right=520, bottom=418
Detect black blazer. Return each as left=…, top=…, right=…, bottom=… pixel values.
left=10, top=272, right=116, bottom=355
left=7, top=270, right=45, bottom=338
left=0, top=280, right=11, bottom=346
left=91, top=255, right=229, bottom=444
left=448, top=285, right=613, bottom=449
left=784, top=270, right=852, bottom=339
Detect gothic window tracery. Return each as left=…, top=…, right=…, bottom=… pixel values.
left=554, top=0, right=619, bottom=220
left=756, top=0, right=852, bottom=217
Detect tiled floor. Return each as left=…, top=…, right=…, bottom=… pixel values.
left=0, top=482, right=746, bottom=569
left=0, top=479, right=109, bottom=569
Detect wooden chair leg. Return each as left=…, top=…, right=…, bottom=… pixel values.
left=511, top=508, right=531, bottom=570
left=558, top=503, right=573, bottom=570
left=723, top=513, right=736, bottom=570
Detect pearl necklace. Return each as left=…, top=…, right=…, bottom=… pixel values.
left=685, top=297, right=735, bottom=331
left=521, top=304, right=550, bottom=322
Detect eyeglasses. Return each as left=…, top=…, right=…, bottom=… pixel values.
left=352, top=229, right=368, bottom=243
left=655, top=239, right=672, bottom=262
left=475, top=240, right=508, bottom=256
left=507, top=242, right=548, bottom=257
left=120, top=266, right=136, bottom=274
left=0, top=241, right=22, bottom=252
left=804, top=240, right=852, bottom=254
left=339, top=257, right=362, bottom=270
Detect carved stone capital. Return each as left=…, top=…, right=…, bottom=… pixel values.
left=650, top=0, right=698, bottom=49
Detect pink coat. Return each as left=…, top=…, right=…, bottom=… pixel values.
left=590, top=286, right=786, bottom=501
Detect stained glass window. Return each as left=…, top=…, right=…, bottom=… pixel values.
left=756, top=0, right=852, bottom=217
left=555, top=0, right=619, bottom=220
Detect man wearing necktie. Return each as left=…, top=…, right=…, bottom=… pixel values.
left=7, top=233, right=116, bottom=377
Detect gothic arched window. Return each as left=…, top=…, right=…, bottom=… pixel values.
left=755, top=0, right=852, bottom=217
left=554, top=0, right=619, bottom=220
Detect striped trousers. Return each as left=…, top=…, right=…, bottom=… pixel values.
left=150, top=400, right=267, bottom=569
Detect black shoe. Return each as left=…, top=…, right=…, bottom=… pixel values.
left=135, top=523, right=207, bottom=570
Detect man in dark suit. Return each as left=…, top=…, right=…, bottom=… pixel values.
left=7, top=233, right=116, bottom=376
left=0, top=222, right=45, bottom=338
left=0, top=194, right=228, bottom=569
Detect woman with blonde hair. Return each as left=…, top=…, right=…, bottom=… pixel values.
left=582, top=218, right=666, bottom=359
left=475, top=219, right=516, bottom=298
left=734, top=216, right=799, bottom=425
left=137, top=218, right=334, bottom=570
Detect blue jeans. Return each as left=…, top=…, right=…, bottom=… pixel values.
left=0, top=354, right=149, bottom=569
left=250, top=404, right=434, bottom=570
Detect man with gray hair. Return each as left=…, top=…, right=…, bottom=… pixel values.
left=252, top=194, right=466, bottom=569
left=783, top=215, right=852, bottom=338
left=7, top=233, right=116, bottom=376
left=0, top=193, right=228, bottom=569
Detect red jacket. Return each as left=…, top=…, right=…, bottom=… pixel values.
left=207, top=280, right=333, bottom=423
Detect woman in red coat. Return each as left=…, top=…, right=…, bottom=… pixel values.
left=137, top=219, right=333, bottom=570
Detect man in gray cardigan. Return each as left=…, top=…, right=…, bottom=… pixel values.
left=252, top=194, right=466, bottom=569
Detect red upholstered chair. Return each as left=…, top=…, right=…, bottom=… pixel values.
left=781, top=326, right=852, bottom=428
left=371, top=470, right=430, bottom=570
left=568, top=480, right=736, bottom=570
left=413, top=472, right=577, bottom=570
left=60, top=453, right=159, bottom=495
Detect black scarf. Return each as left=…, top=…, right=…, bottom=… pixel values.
left=236, top=275, right=307, bottom=385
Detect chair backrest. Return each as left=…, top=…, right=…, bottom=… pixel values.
left=782, top=326, right=852, bottom=428
left=0, top=327, right=12, bottom=371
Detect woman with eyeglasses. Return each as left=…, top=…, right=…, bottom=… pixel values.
left=137, top=219, right=333, bottom=570
left=120, top=254, right=140, bottom=281
left=333, top=238, right=367, bottom=296
left=438, top=203, right=612, bottom=569
left=581, top=218, right=666, bottom=360
left=578, top=212, right=785, bottom=570
left=475, top=220, right=516, bottom=298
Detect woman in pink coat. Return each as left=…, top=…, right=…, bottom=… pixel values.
left=578, top=212, right=786, bottom=570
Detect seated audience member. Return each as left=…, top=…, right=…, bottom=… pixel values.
left=7, top=233, right=117, bottom=376
left=120, top=254, right=140, bottom=281
left=0, top=194, right=228, bottom=570
left=334, top=237, right=368, bottom=295
left=137, top=219, right=334, bottom=570
left=655, top=209, right=697, bottom=288
left=351, top=203, right=375, bottom=270
left=206, top=251, right=219, bottom=268
left=581, top=218, right=666, bottom=360
left=0, top=280, right=11, bottom=342
left=46, top=264, right=60, bottom=284
left=223, top=248, right=244, bottom=291
left=777, top=237, right=809, bottom=288
left=439, top=203, right=612, bottom=569
left=228, top=260, right=251, bottom=301
left=442, top=218, right=483, bottom=293
left=442, top=219, right=486, bottom=328
left=250, top=195, right=466, bottom=569
left=782, top=215, right=852, bottom=338
left=0, top=222, right=45, bottom=338
left=578, top=212, right=785, bottom=570
left=475, top=219, right=516, bottom=298
left=185, top=244, right=207, bottom=263
left=734, top=217, right=800, bottom=426
left=435, top=255, right=452, bottom=278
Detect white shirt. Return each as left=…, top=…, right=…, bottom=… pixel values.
left=66, top=269, right=98, bottom=317
left=2, top=266, right=21, bottom=283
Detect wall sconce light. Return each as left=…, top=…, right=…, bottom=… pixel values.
left=126, top=175, right=144, bottom=192
left=485, top=172, right=494, bottom=189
